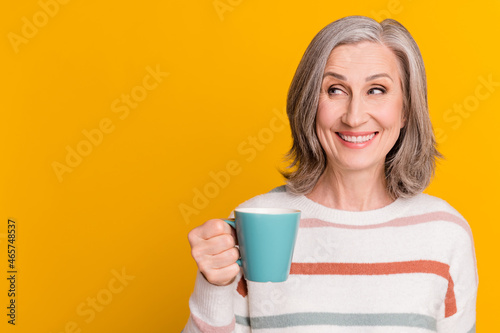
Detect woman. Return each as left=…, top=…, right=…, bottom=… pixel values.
left=184, top=16, right=478, bottom=332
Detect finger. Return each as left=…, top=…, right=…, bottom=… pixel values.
left=202, top=262, right=240, bottom=286
left=197, top=247, right=238, bottom=277
left=208, top=247, right=240, bottom=269
left=197, top=219, right=234, bottom=240
left=229, top=225, right=238, bottom=245
left=195, top=233, right=236, bottom=257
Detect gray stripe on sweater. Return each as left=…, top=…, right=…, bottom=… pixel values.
left=235, top=312, right=437, bottom=330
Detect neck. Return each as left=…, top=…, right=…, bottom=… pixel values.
left=306, top=164, right=393, bottom=211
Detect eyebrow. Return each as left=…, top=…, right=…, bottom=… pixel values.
left=365, top=73, right=393, bottom=82
left=322, top=72, right=393, bottom=82
left=323, top=72, right=347, bottom=81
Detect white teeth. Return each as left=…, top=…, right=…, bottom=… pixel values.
left=339, top=133, right=375, bottom=143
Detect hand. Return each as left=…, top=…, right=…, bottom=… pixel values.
left=188, top=219, right=240, bottom=286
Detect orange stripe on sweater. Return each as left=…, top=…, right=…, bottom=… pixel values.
left=237, top=276, right=248, bottom=297
left=290, top=260, right=457, bottom=317
left=299, top=211, right=478, bottom=286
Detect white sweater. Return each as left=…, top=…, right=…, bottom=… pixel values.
left=183, top=186, right=478, bottom=332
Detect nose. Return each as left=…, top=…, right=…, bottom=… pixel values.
left=342, top=94, right=368, bottom=128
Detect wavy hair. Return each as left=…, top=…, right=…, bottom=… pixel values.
left=281, top=16, right=441, bottom=198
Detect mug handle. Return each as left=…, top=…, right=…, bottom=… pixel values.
left=223, top=219, right=242, bottom=266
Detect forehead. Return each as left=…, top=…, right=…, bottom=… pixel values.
left=324, top=41, right=400, bottom=77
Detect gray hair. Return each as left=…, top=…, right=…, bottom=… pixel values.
left=281, top=15, right=441, bottom=198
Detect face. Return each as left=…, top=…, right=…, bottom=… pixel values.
left=316, top=41, right=405, bottom=175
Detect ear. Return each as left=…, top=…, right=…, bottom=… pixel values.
left=400, top=111, right=406, bottom=129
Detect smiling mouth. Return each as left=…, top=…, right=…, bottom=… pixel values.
left=337, top=132, right=378, bottom=143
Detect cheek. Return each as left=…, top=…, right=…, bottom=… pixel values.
left=377, top=100, right=404, bottom=130
left=316, top=100, right=339, bottom=129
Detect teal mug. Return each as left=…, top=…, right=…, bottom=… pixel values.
left=224, top=207, right=301, bottom=283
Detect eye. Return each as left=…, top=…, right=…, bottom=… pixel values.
left=328, top=86, right=345, bottom=95
left=368, top=87, right=386, bottom=95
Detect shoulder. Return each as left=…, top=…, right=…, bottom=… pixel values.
left=412, top=195, right=479, bottom=290
left=402, top=193, right=466, bottom=220
left=405, top=193, right=475, bottom=248
left=395, top=193, right=475, bottom=247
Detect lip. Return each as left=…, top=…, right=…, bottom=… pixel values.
left=337, top=131, right=377, bottom=136
left=336, top=131, right=378, bottom=149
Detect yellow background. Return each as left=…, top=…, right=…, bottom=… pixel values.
left=1, top=0, right=498, bottom=332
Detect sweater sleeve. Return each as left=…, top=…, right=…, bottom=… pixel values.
left=182, top=271, right=239, bottom=333
left=436, top=213, right=478, bottom=333
left=436, top=291, right=477, bottom=333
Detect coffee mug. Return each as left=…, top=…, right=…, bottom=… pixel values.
left=224, top=207, right=301, bottom=283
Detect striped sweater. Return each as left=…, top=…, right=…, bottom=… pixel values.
left=183, top=185, right=478, bottom=332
